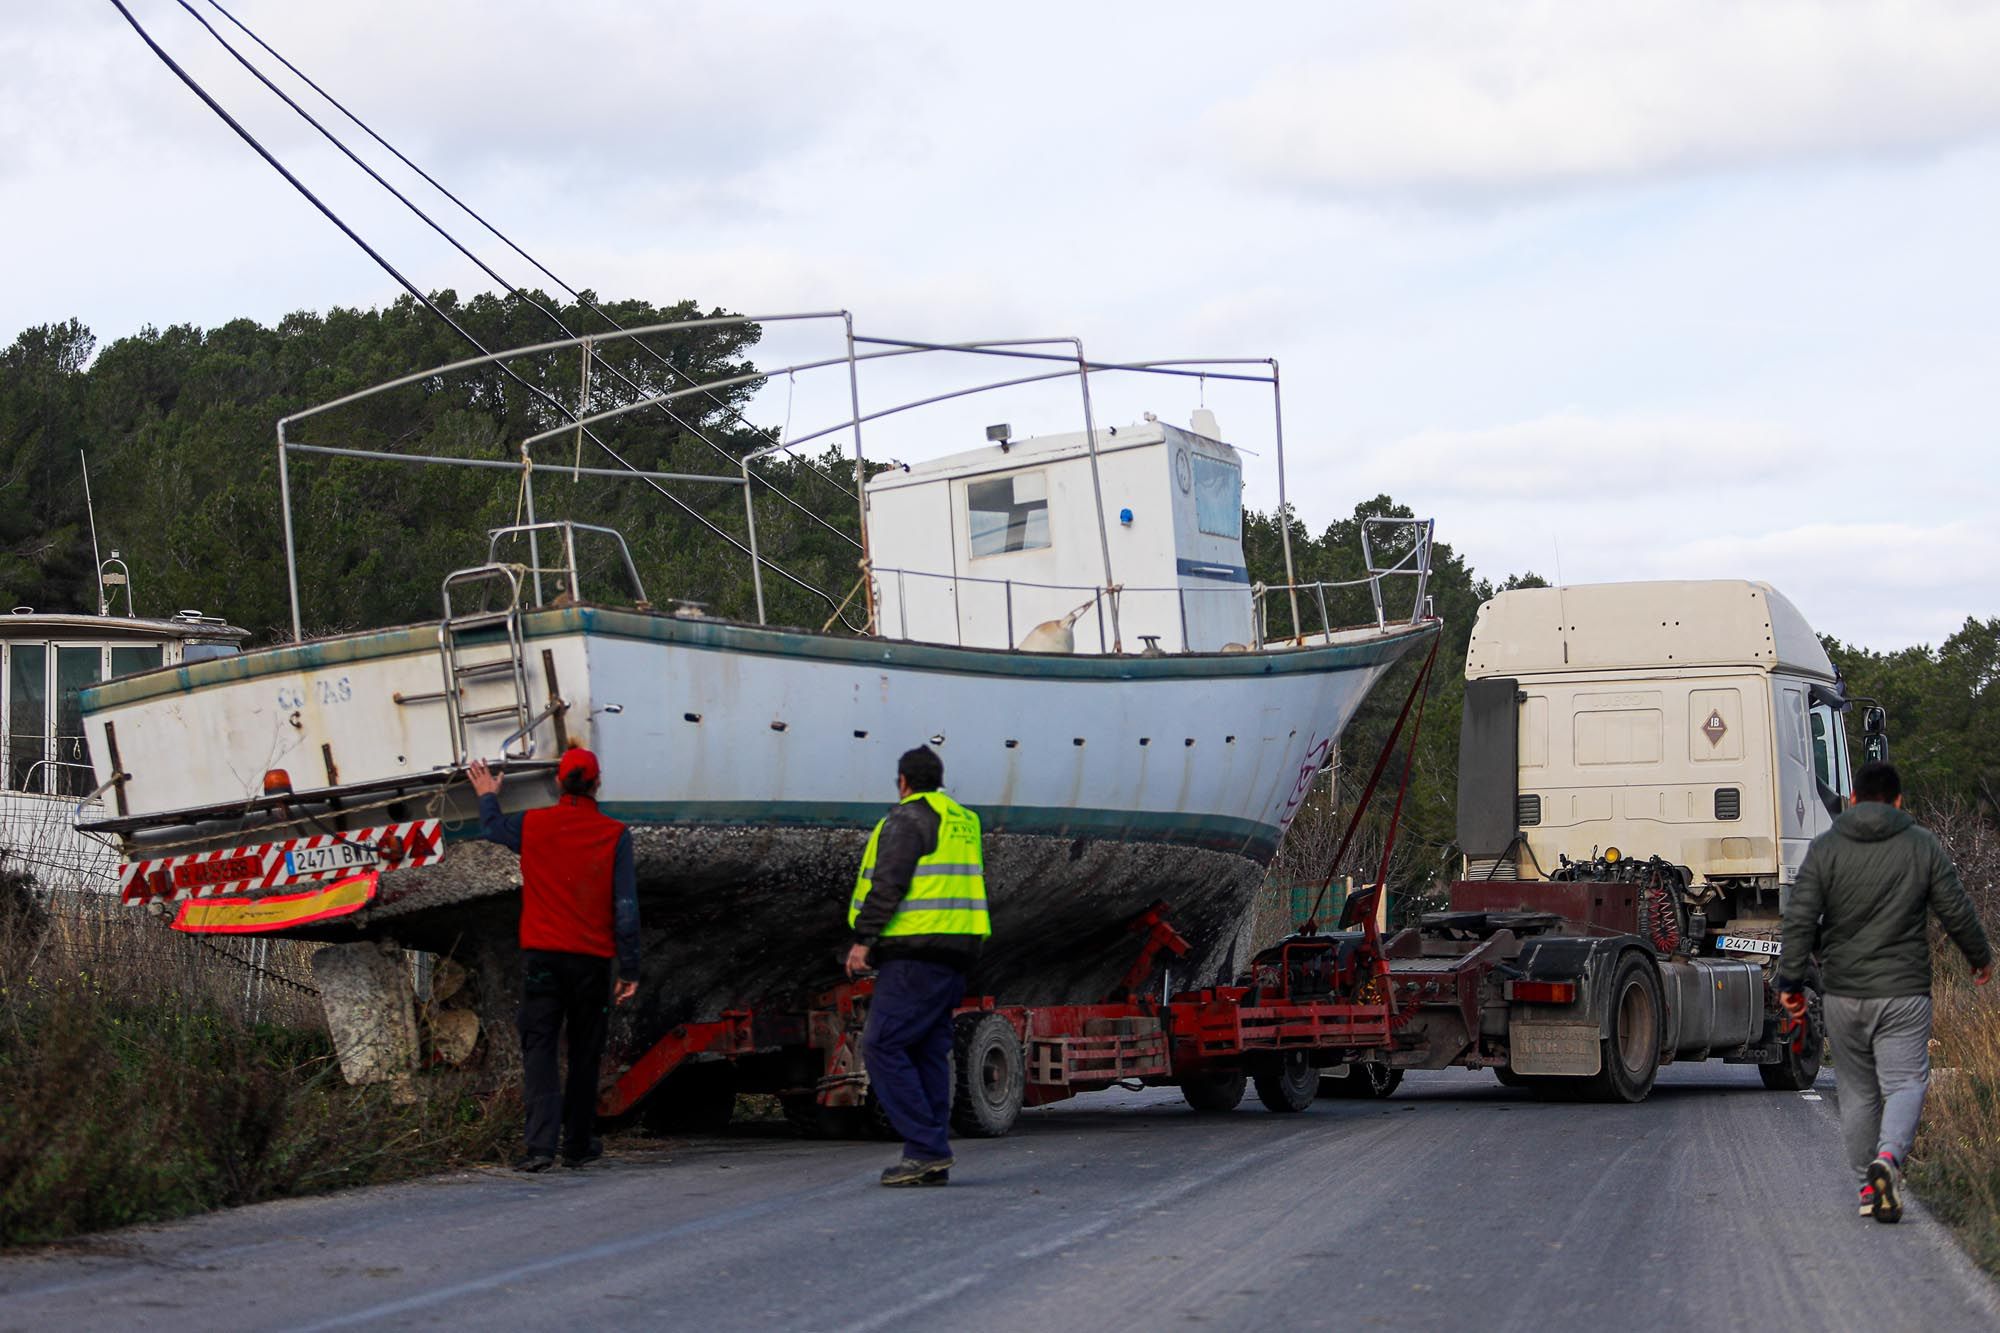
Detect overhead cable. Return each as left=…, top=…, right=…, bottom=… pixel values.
left=105, top=0, right=851, bottom=622
left=200, top=0, right=861, bottom=510
left=174, top=0, right=859, bottom=554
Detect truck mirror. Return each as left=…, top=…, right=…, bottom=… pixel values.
left=1863, top=705, right=1887, bottom=736
left=1863, top=734, right=1889, bottom=764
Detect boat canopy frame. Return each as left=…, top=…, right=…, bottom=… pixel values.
left=273, top=310, right=1317, bottom=648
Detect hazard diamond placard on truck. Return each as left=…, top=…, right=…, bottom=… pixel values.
left=118, top=819, right=443, bottom=904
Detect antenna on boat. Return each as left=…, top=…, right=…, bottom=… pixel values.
left=82, top=450, right=106, bottom=615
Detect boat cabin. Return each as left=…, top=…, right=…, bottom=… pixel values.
left=864, top=411, right=1256, bottom=653
left=1, top=609, right=245, bottom=797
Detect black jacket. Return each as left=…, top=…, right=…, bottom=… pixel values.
left=851, top=796, right=982, bottom=970
left=1779, top=802, right=1991, bottom=998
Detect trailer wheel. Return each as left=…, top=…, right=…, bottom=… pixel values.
left=1760, top=975, right=1825, bottom=1091
left=1253, top=1053, right=1318, bottom=1112
left=1586, top=951, right=1663, bottom=1103
left=640, top=1062, right=739, bottom=1135
left=1320, top=1063, right=1404, bottom=1100
left=951, top=1013, right=1025, bottom=1137
left=1179, top=1070, right=1247, bottom=1113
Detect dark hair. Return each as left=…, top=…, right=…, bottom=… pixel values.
left=561, top=768, right=599, bottom=797
left=1854, top=760, right=1901, bottom=804
left=898, top=745, right=944, bottom=792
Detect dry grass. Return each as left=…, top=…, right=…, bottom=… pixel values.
left=0, top=873, right=517, bottom=1247
left=1908, top=799, right=2000, bottom=1273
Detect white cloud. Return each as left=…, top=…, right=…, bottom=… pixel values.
left=1208, top=1, right=2000, bottom=200
left=1344, top=411, right=1807, bottom=500
left=1634, top=521, right=2000, bottom=648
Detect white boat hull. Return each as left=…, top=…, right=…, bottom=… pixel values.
left=83, top=607, right=1432, bottom=1016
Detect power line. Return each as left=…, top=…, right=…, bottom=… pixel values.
left=199, top=0, right=861, bottom=514
left=105, top=0, right=849, bottom=621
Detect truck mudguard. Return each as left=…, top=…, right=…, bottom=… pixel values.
left=1513, top=935, right=1658, bottom=1043
left=1458, top=676, right=1519, bottom=858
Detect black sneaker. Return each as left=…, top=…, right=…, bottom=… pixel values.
left=512, top=1152, right=557, bottom=1173
left=1865, top=1153, right=1903, bottom=1224
left=879, top=1156, right=952, bottom=1188
left=563, top=1140, right=604, bottom=1169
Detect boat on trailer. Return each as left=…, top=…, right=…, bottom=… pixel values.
left=79, top=314, right=1437, bottom=1075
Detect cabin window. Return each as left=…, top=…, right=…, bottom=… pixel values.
left=967, top=471, right=1050, bottom=558
left=111, top=645, right=164, bottom=677
left=54, top=647, right=103, bottom=796
left=1192, top=455, right=1242, bottom=540
left=7, top=644, right=46, bottom=790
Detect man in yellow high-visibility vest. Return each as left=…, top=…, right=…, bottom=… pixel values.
left=845, top=745, right=990, bottom=1187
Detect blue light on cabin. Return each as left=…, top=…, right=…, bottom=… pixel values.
left=1118, top=507, right=1133, bottom=525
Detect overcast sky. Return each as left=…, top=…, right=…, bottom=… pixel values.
left=6, top=1, right=1996, bottom=649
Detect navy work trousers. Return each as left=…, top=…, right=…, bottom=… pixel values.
left=861, top=958, right=966, bottom=1162
left=518, top=949, right=612, bottom=1158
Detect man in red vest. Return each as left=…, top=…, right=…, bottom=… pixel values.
left=469, top=748, right=640, bottom=1172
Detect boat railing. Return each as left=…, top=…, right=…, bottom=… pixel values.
left=272, top=311, right=1308, bottom=652
left=874, top=514, right=1432, bottom=653
left=483, top=521, right=651, bottom=610
left=871, top=567, right=1247, bottom=653
left=13, top=759, right=106, bottom=803
left=1255, top=516, right=1436, bottom=645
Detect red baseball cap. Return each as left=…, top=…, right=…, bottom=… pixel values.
left=557, top=747, right=600, bottom=785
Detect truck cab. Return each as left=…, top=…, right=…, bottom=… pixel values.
left=1457, top=579, right=1861, bottom=927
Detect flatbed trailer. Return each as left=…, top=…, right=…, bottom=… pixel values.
left=608, top=853, right=1819, bottom=1138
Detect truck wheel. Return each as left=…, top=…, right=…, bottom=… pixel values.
left=1586, top=951, right=1663, bottom=1103
left=1760, top=978, right=1825, bottom=1091
left=1180, top=1070, right=1247, bottom=1113
left=640, top=1063, right=737, bottom=1135
left=1493, top=1065, right=1524, bottom=1088
left=1253, top=1053, right=1318, bottom=1112
left=1321, top=1063, right=1404, bottom=1099
left=951, top=1013, right=1025, bottom=1137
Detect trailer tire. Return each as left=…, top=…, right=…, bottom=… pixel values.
left=1760, top=974, right=1825, bottom=1091
left=1253, top=1053, right=1318, bottom=1112
left=951, top=1013, right=1025, bottom=1138
left=1180, top=1070, right=1247, bottom=1113
left=640, top=1062, right=737, bottom=1136
left=1585, top=951, right=1663, bottom=1103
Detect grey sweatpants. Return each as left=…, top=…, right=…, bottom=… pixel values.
left=1823, top=994, right=1933, bottom=1180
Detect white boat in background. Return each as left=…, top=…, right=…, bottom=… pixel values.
left=78, top=314, right=1437, bottom=1033
left=0, top=559, right=243, bottom=898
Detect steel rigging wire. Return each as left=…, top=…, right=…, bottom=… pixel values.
left=105, top=0, right=856, bottom=625
left=196, top=0, right=863, bottom=521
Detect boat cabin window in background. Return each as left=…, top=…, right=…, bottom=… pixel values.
left=967, top=471, right=1051, bottom=558
left=1192, top=455, right=1242, bottom=541
left=3, top=641, right=165, bottom=797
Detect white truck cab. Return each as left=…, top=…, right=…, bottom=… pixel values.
left=1458, top=580, right=1871, bottom=911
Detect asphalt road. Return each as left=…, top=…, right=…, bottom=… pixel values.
left=5, top=1064, right=1996, bottom=1332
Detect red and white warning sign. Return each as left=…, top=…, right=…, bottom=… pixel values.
left=119, top=819, right=444, bottom=904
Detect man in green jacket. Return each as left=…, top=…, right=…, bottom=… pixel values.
left=1778, top=760, right=1992, bottom=1224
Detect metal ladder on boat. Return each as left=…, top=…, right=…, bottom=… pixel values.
left=439, top=565, right=534, bottom=764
